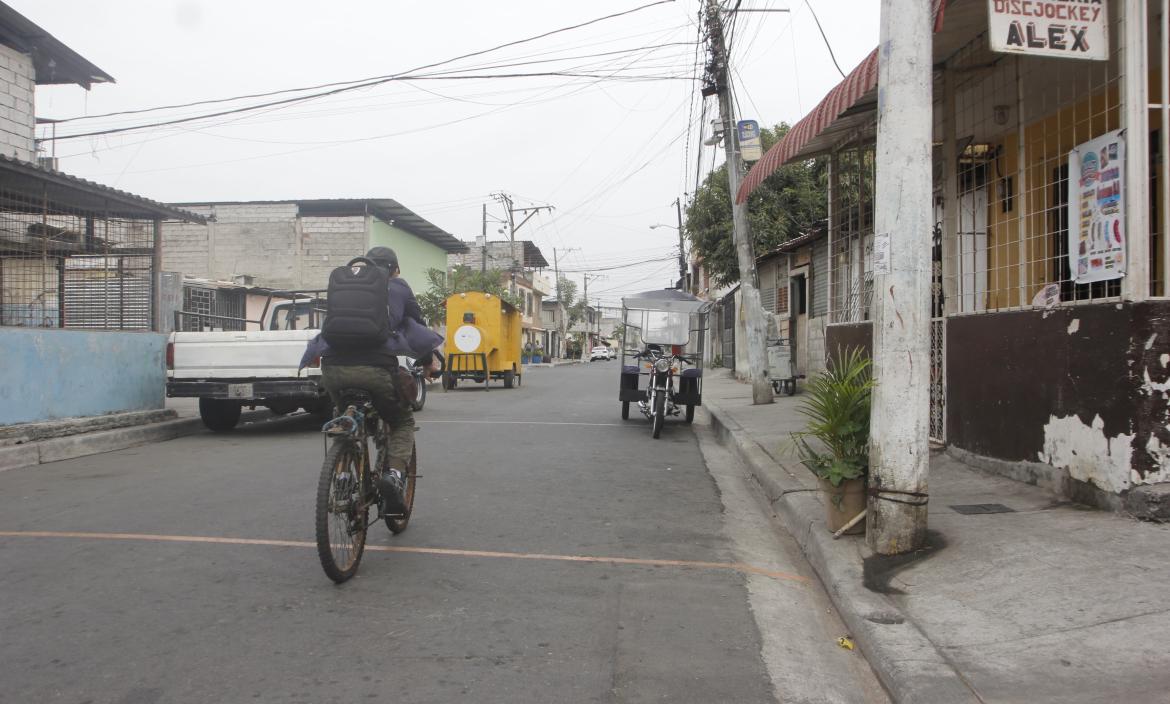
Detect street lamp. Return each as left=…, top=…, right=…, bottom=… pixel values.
left=649, top=224, right=678, bottom=230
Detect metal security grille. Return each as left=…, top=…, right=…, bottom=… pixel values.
left=829, top=142, right=876, bottom=324
left=0, top=171, right=167, bottom=331
left=946, top=11, right=1126, bottom=313
left=929, top=318, right=946, bottom=443
left=180, top=285, right=245, bottom=331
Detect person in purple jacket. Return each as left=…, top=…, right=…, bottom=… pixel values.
left=301, top=247, right=441, bottom=514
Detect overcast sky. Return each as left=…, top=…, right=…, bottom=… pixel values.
left=22, top=0, right=880, bottom=307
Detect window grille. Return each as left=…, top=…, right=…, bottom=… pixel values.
left=828, top=142, right=876, bottom=323
left=0, top=184, right=158, bottom=330
left=945, top=11, right=1126, bottom=314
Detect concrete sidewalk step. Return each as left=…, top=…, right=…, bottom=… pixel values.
left=0, top=409, right=274, bottom=473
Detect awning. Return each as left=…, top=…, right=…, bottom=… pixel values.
left=736, top=0, right=948, bottom=204
left=623, top=288, right=714, bottom=315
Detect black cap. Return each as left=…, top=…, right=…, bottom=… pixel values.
left=365, top=246, right=398, bottom=271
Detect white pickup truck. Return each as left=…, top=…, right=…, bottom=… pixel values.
left=167, top=297, right=329, bottom=431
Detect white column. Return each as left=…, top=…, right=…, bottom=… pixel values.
left=1123, top=0, right=1150, bottom=301
left=867, top=0, right=933, bottom=555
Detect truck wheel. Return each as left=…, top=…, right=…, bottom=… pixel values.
left=200, top=398, right=241, bottom=432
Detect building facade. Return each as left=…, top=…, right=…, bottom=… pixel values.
left=739, top=0, right=1170, bottom=512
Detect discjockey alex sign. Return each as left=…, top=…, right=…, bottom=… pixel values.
left=988, top=0, right=1108, bottom=60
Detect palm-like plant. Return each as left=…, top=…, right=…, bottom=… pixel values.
left=790, top=347, right=873, bottom=487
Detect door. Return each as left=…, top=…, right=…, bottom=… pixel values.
left=789, top=269, right=808, bottom=377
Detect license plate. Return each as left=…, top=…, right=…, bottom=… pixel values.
left=226, top=383, right=253, bottom=399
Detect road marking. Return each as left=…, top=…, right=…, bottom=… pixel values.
left=0, top=530, right=810, bottom=584
left=418, top=420, right=631, bottom=427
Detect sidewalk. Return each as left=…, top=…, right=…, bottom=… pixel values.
left=0, top=401, right=276, bottom=472
left=701, top=371, right=1170, bottom=704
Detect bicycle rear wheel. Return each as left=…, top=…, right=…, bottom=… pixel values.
left=315, top=438, right=368, bottom=583
left=386, top=442, right=417, bottom=535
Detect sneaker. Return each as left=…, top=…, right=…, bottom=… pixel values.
left=377, top=469, right=407, bottom=515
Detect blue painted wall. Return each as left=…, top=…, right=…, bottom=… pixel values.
left=0, top=328, right=165, bottom=425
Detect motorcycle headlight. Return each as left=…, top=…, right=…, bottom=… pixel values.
left=654, top=358, right=671, bottom=373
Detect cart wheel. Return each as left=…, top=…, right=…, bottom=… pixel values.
left=685, top=404, right=695, bottom=423
left=784, top=379, right=796, bottom=396
left=442, top=372, right=457, bottom=390
left=772, top=381, right=782, bottom=395
left=621, top=401, right=630, bottom=420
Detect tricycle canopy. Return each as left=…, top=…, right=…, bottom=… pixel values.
left=621, top=289, right=712, bottom=350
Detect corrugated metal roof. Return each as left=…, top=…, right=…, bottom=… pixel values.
left=0, top=155, right=205, bottom=222
left=0, top=2, right=114, bottom=87
left=737, top=0, right=949, bottom=204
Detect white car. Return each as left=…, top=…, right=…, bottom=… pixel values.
left=590, top=346, right=613, bottom=361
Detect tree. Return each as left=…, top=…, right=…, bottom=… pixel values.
left=557, top=277, right=586, bottom=327
left=416, top=265, right=522, bottom=327
left=686, top=123, right=826, bottom=287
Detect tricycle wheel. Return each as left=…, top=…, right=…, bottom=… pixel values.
left=503, top=369, right=515, bottom=389
left=685, top=404, right=695, bottom=423
left=621, top=401, right=630, bottom=420
left=784, top=379, right=796, bottom=396
left=442, top=372, right=457, bottom=390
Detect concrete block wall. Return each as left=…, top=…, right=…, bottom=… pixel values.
left=0, top=43, right=35, bottom=162
left=162, top=205, right=214, bottom=280
left=300, top=215, right=367, bottom=288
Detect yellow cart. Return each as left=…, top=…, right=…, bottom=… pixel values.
left=442, top=291, right=522, bottom=390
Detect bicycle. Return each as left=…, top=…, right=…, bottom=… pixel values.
left=314, top=388, right=417, bottom=584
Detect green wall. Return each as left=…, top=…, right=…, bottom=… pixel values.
left=368, top=218, right=449, bottom=295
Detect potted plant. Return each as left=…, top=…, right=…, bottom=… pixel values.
left=790, top=347, right=873, bottom=535
left=522, top=342, right=533, bottom=365
left=533, top=346, right=544, bottom=364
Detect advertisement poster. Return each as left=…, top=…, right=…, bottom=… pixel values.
left=737, top=120, right=762, bottom=162
left=1068, top=129, right=1125, bottom=284
left=987, top=0, right=1108, bottom=61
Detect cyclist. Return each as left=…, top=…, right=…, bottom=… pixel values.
left=301, top=246, right=441, bottom=514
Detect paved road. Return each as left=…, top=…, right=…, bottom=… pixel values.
left=0, top=363, right=887, bottom=703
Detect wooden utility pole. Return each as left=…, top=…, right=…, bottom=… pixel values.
left=705, top=0, right=772, bottom=404
left=867, top=0, right=933, bottom=555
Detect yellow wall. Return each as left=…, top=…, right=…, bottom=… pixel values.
left=984, top=86, right=1120, bottom=308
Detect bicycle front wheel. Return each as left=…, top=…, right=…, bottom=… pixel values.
left=316, top=438, right=368, bottom=583
left=386, top=442, right=417, bottom=535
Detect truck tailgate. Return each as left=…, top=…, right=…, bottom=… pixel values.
left=169, top=329, right=321, bottom=379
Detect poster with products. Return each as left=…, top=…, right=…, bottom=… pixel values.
left=1067, top=130, right=1125, bottom=284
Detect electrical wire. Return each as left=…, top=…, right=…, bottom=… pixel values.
left=48, top=1, right=679, bottom=126
left=804, top=0, right=846, bottom=78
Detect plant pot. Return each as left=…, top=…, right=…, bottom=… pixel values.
left=819, top=477, right=866, bottom=534
left=532, top=355, right=542, bottom=363
left=521, top=355, right=530, bottom=364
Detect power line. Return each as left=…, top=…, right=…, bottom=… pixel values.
left=48, top=0, right=678, bottom=127
left=804, top=0, right=845, bottom=78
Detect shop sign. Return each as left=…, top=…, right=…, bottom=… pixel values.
left=737, top=120, right=763, bottom=162
left=1068, top=129, right=1125, bottom=284
left=988, top=0, right=1108, bottom=60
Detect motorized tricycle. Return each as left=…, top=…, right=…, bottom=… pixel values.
left=617, top=289, right=712, bottom=438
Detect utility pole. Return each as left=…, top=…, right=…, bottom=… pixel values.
left=674, top=197, right=687, bottom=290
left=583, top=272, right=605, bottom=355
left=481, top=203, right=488, bottom=274
left=867, top=0, right=933, bottom=555
left=492, top=192, right=554, bottom=271
left=705, top=0, right=772, bottom=405
left=553, top=247, right=578, bottom=359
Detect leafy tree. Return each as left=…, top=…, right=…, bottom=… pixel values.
left=416, top=265, right=523, bottom=327
left=556, top=277, right=586, bottom=327
left=686, top=123, right=826, bottom=287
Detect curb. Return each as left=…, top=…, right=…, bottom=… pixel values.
left=704, top=398, right=980, bottom=704
left=0, top=410, right=272, bottom=473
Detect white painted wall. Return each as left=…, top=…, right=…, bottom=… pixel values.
left=0, top=43, right=36, bottom=162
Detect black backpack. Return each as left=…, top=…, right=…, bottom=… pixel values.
left=321, top=257, right=391, bottom=351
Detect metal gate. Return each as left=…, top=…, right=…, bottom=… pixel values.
left=721, top=294, right=735, bottom=370
left=929, top=223, right=946, bottom=443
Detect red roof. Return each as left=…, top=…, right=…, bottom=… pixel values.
left=736, top=0, right=948, bottom=204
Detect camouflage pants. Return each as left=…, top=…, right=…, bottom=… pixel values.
left=321, top=364, right=415, bottom=470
